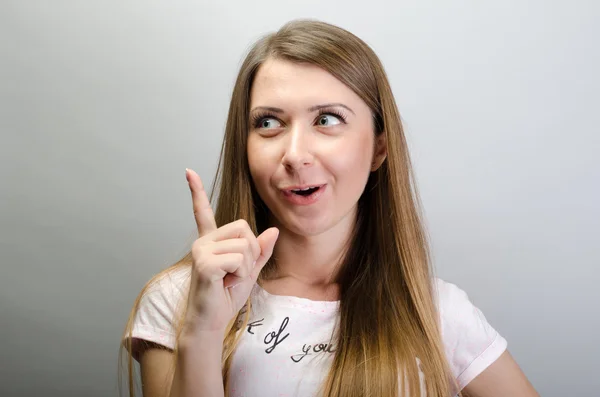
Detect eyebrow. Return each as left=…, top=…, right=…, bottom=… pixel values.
left=250, top=103, right=355, bottom=115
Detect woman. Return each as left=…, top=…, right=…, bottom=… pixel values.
left=121, top=19, right=539, bottom=397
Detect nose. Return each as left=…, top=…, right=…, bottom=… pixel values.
left=281, top=124, right=314, bottom=171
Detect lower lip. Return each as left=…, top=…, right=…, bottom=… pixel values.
left=281, top=185, right=326, bottom=206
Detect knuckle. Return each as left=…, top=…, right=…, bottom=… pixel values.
left=249, top=239, right=260, bottom=257
left=241, top=238, right=250, bottom=250
left=241, top=239, right=254, bottom=259
left=235, top=218, right=250, bottom=230
left=191, top=242, right=208, bottom=264
left=237, top=254, right=249, bottom=275
left=191, top=239, right=203, bottom=252
left=192, top=256, right=213, bottom=282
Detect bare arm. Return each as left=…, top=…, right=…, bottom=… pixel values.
left=137, top=169, right=277, bottom=396
left=462, top=350, right=540, bottom=397
left=139, top=330, right=225, bottom=397
left=140, top=348, right=174, bottom=397
left=136, top=168, right=276, bottom=396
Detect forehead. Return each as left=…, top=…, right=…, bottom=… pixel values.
left=250, top=58, right=368, bottom=112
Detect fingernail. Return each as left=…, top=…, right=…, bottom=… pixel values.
left=252, top=260, right=257, bottom=268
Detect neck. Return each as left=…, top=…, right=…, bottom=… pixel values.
left=269, top=209, right=356, bottom=287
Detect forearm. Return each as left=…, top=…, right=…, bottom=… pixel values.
left=169, top=329, right=225, bottom=397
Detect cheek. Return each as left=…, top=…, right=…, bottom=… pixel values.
left=328, top=138, right=374, bottom=205
left=246, top=140, right=260, bottom=184
left=247, top=138, right=273, bottom=187
left=329, top=133, right=374, bottom=179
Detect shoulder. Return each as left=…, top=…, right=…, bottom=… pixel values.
left=433, top=278, right=508, bottom=391
left=143, top=265, right=191, bottom=302
left=127, top=266, right=191, bottom=357
left=138, top=265, right=191, bottom=322
left=433, top=277, right=480, bottom=317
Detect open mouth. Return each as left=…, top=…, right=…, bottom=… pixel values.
left=291, top=186, right=321, bottom=196
left=281, top=184, right=326, bottom=205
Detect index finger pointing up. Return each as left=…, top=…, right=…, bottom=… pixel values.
left=186, top=168, right=217, bottom=237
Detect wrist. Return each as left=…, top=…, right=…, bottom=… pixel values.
left=178, top=327, right=225, bottom=355
left=174, top=328, right=226, bottom=397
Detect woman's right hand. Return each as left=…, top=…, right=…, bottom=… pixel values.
left=183, top=168, right=279, bottom=333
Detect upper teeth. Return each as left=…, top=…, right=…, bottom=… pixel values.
left=293, top=187, right=314, bottom=191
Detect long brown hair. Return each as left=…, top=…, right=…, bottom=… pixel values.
left=120, top=19, right=457, bottom=397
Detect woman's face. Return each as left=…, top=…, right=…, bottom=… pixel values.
left=247, top=58, right=386, bottom=237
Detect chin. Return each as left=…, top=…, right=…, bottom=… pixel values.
left=283, top=217, right=333, bottom=237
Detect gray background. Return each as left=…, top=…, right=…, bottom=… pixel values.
left=1, top=1, right=598, bottom=396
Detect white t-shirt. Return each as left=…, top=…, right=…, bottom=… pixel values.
left=130, top=267, right=507, bottom=396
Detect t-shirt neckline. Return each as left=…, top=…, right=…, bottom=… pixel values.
left=254, top=283, right=340, bottom=312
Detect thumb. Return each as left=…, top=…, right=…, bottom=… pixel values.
left=253, top=227, right=279, bottom=276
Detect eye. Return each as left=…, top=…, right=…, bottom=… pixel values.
left=316, top=114, right=342, bottom=126
left=258, top=118, right=282, bottom=129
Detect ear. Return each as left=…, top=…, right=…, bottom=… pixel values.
left=371, top=133, right=387, bottom=172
